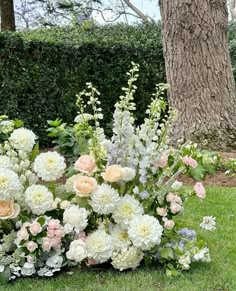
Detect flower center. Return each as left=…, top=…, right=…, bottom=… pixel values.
left=0, top=176, right=9, bottom=188
left=121, top=204, right=134, bottom=217
left=100, top=192, right=112, bottom=204
left=138, top=223, right=150, bottom=237
left=33, top=191, right=45, bottom=203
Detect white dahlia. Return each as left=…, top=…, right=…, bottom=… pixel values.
left=33, top=151, right=66, bottom=181
left=0, top=168, right=21, bottom=200
left=66, top=239, right=87, bottom=263
left=25, top=184, right=53, bottom=215
left=110, top=225, right=131, bottom=250
left=89, top=184, right=120, bottom=215
left=86, top=230, right=113, bottom=263
left=128, top=215, right=163, bottom=251
left=112, top=195, right=144, bottom=228
left=0, top=156, right=12, bottom=169
left=111, top=246, right=144, bottom=271
left=9, top=128, right=36, bottom=152
left=63, top=205, right=88, bottom=233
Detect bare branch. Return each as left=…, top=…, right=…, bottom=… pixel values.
left=92, top=8, right=140, bottom=23
left=121, top=0, right=153, bottom=22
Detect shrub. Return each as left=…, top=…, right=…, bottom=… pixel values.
left=0, top=23, right=165, bottom=146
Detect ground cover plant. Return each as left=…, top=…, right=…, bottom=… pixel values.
left=0, top=65, right=212, bottom=284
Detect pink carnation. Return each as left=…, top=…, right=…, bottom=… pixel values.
left=48, top=219, right=61, bottom=230
left=42, top=237, right=52, bottom=252
left=194, top=182, right=206, bottom=199
left=183, top=156, right=198, bottom=168
left=153, top=153, right=168, bottom=168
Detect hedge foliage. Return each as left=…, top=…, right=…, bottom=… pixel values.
left=1, top=22, right=236, bottom=146
left=0, top=23, right=165, bottom=146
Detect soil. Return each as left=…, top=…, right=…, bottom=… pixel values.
left=179, top=152, right=236, bottom=187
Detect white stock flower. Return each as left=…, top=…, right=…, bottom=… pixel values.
left=0, top=168, right=21, bottom=200
left=89, top=183, right=120, bottom=215
left=178, top=253, right=191, bottom=270
left=25, top=184, right=53, bottom=215
left=193, top=247, right=211, bottom=262
left=112, top=195, right=144, bottom=228
left=200, top=216, right=216, bottom=231
left=128, top=215, right=163, bottom=251
left=63, top=205, right=88, bottom=233
left=121, top=167, right=136, bottom=182
left=86, top=230, right=113, bottom=263
left=110, top=225, right=131, bottom=250
left=9, top=128, right=36, bottom=152
left=0, top=156, right=12, bottom=169
left=111, top=246, right=144, bottom=271
left=66, top=240, right=87, bottom=262
left=33, top=151, right=66, bottom=181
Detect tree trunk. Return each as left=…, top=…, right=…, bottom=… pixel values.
left=1, top=0, right=16, bottom=31
left=159, top=0, right=236, bottom=149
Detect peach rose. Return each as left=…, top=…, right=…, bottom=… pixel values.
left=26, top=241, right=38, bottom=253
left=156, top=207, right=167, bottom=217
left=29, top=222, right=42, bottom=236
left=170, top=202, right=182, bottom=214
left=101, top=165, right=123, bottom=183
left=73, top=176, right=97, bottom=197
left=74, top=155, right=97, bottom=174
left=0, top=200, right=20, bottom=220
left=164, top=220, right=175, bottom=230
left=183, top=156, right=198, bottom=168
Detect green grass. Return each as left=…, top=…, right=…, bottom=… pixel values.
left=2, top=187, right=236, bottom=291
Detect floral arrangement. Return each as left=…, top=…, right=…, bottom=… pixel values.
left=0, top=64, right=212, bottom=283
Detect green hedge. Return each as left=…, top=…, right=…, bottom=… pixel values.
left=0, top=23, right=165, bottom=146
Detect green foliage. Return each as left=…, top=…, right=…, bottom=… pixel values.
left=181, top=144, right=220, bottom=180
left=0, top=23, right=165, bottom=146
left=222, top=158, right=236, bottom=175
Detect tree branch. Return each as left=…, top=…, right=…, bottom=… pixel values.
left=230, top=0, right=236, bottom=19
left=121, top=0, right=153, bottom=22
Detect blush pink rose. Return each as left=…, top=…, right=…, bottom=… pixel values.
left=170, top=202, right=182, bottom=214
left=156, top=207, right=167, bottom=217
left=42, top=237, right=52, bottom=252
left=73, top=176, right=97, bottom=197
left=27, top=255, right=34, bottom=263
left=48, top=219, right=60, bottom=230
left=153, top=153, right=168, bottom=168
left=101, top=165, right=123, bottom=182
left=55, top=227, right=65, bottom=239
left=194, top=182, right=206, bottom=199
left=47, top=228, right=56, bottom=237
left=166, top=192, right=176, bottom=203
left=29, top=222, right=42, bottom=236
left=26, top=241, right=38, bottom=253
left=174, top=195, right=182, bottom=204
left=75, top=155, right=97, bottom=173
left=183, top=156, right=198, bottom=168
left=164, top=220, right=175, bottom=230
left=51, top=237, right=62, bottom=251
left=17, top=227, right=29, bottom=241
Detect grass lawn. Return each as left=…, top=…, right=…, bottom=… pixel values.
left=2, top=187, right=236, bottom=291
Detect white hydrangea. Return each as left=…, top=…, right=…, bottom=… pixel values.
left=66, top=240, right=87, bottom=262
left=25, top=184, right=54, bottom=215
left=63, top=205, right=88, bottom=233
left=193, top=247, right=211, bottom=262
left=33, top=151, right=66, bottom=181
left=121, top=167, right=136, bottom=182
left=0, top=168, right=21, bottom=200
left=178, top=253, right=191, bottom=270
left=110, top=225, right=131, bottom=250
left=86, top=230, right=113, bottom=263
left=89, top=184, right=120, bottom=215
left=112, top=195, right=144, bottom=228
left=111, top=246, right=144, bottom=271
left=9, top=128, right=36, bottom=152
left=128, top=215, right=163, bottom=251
left=0, top=155, right=12, bottom=169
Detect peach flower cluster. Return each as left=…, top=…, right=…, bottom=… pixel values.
left=42, top=219, right=65, bottom=252
left=166, top=192, right=183, bottom=214
left=75, top=155, right=97, bottom=174
left=0, top=199, right=20, bottom=220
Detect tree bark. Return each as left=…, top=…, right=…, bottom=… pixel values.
left=1, top=0, right=16, bottom=31
left=159, top=0, right=236, bottom=149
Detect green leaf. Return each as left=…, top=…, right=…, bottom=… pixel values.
left=159, top=248, right=174, bottom=259
left=30, top=143, right=39, bottom=162
left=0, top=267, right=10, bottom=285
left=37, top=216, right=46, bottom=226
left=190, top=164, right=206, bottom=180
